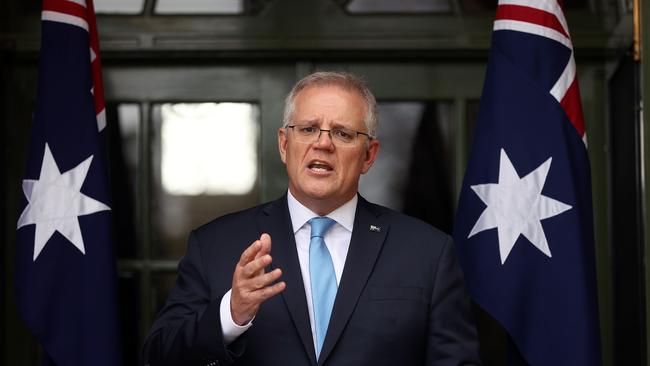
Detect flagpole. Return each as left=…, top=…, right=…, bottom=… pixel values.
left=633, top=0, right=640, bottom=61
left=638, top=0, right=650, bottom=365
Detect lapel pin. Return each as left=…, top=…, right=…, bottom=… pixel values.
left=369, top=225, right=381, bottom=232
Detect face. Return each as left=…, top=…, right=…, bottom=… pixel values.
left=278, top=84, right=380, bottom=215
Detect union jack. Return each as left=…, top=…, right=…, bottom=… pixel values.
left=495, top=0, right=586, bottom=144
left=42, top=0, right=106, bottom=131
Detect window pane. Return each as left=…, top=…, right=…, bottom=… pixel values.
left=94, top=0, right=144, bottom=14
left=346, top=0, right=451, bottom=13
left=151, top=102, right=261, bottom=260
left=155, top=0, right=244, bottom=14
left=117, top=103, right=140, bottom=189
left=160, top=103, right=258, bottom=195
left=359, top=101, right=455, bottom=233
left=466, top=99, right=480, bottom=155
left=108, top=103, right=139, bottom=259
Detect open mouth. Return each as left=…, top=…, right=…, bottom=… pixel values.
left=308, top=161, right=333, bottom=172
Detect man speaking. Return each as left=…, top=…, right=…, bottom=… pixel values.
left=143, top=71, right=481, bottom=365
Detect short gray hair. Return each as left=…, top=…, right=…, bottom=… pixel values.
left=282, top=71, right=379, bottom=138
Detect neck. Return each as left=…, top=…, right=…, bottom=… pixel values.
left=288, top=189, right=356, bottom=216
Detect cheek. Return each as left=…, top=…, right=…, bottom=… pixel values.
left=342, top=156, right=366, bottom=178
left=287, top=147, right=306, bottom=171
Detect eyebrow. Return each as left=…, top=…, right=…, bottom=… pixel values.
left=294, top=119, right=320, bottom=126
left=294, top=120, right=356, bottom=130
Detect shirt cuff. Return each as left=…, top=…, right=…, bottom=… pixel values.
left=220, top=289, right=253, bottom=345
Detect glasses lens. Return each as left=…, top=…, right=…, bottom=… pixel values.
left=290, top=125, right=360, bottom=147
left=292, top=125, right=316, bottom=142
left=331, top=128, right=356, bottom=144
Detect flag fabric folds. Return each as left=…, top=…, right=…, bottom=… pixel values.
left=15, top=0, right=121, bottom=365
left=453, top=0, right=602, bottom=365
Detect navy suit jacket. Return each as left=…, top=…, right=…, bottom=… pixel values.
left=143, top=195, right=481, bottom=366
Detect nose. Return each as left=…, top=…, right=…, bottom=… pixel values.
left=315, top=129, right=335, bottom=149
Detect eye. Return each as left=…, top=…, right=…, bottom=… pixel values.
left=333, top=128, right=354, bottom=141
left=297, top=125, right=317, bottom=134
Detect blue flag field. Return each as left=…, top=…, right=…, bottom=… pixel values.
left=453, top=1, right=602, bottom=365
left=14, top=0, right=121, bottom=365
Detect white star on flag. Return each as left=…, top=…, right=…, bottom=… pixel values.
left=17, top=143, right=111, bottom=261
left=468, top=148, right=572, bottom=264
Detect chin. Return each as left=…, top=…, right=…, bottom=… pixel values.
left=304, top=188, right=334, bottom=201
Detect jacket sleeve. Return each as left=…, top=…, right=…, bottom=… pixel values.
left=142, top=231, right=246, bottom=366
left=425, top=236, right=482, bottom=365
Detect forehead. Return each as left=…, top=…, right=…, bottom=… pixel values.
left=293, top=84, right=366, bottom=127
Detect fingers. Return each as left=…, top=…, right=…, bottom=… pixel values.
left=250, top=268, right=283, bottom=290
left=240, top=233, right=272, bottom=264
left=240, top=234, right=274, bottom=277
left=258, top=280, right=286, bottom=300
left=230, top=233, right=285, bottom=325
left=239, top=239, right=262, bottom=266
left=231, top=279, right=286, bottom=325
left=254, top=233, right=272, bottom=259
left=247, top=269, right=286, bottom=302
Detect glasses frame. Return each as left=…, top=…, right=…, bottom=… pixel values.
left=286, top=124, right=373, bottom=147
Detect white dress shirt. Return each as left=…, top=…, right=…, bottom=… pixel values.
left=219, top=190, right=356, bottom=350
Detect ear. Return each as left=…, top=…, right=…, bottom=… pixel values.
left=361, top=139, right=380, bottom=174
left=278, top=127, right=288, bottom=164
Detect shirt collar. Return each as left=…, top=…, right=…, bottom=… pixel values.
left=287, top=189, right=357, bottom=233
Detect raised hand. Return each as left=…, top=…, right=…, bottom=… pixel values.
left=230, top=233, right=286, bottom=325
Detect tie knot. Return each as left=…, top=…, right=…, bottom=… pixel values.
left=308, top=217, right=336, bottom=238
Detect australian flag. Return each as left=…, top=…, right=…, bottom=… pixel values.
left=453, top=1, right=602, bottom=365
left=14, top=0, right=122, bottom=365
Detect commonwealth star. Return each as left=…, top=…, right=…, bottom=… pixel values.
left=17, top=143, right=110, bottom=261
left=468, top=148, right=572, bottom=264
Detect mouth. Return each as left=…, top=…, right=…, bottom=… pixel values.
left=307, top=160, right=333, bottom=173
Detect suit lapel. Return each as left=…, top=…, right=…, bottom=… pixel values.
left=318, top=197, right=388, bottom=364
left=257, top=196, right=318, bottom=366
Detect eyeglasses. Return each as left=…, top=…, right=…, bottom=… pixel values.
left=286, top=125, right=372, bottom=147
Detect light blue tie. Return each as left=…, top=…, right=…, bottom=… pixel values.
left=308, top=217, right=337, bottom=359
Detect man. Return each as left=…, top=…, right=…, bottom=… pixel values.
left=143, top=71, right=481, bottom=366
